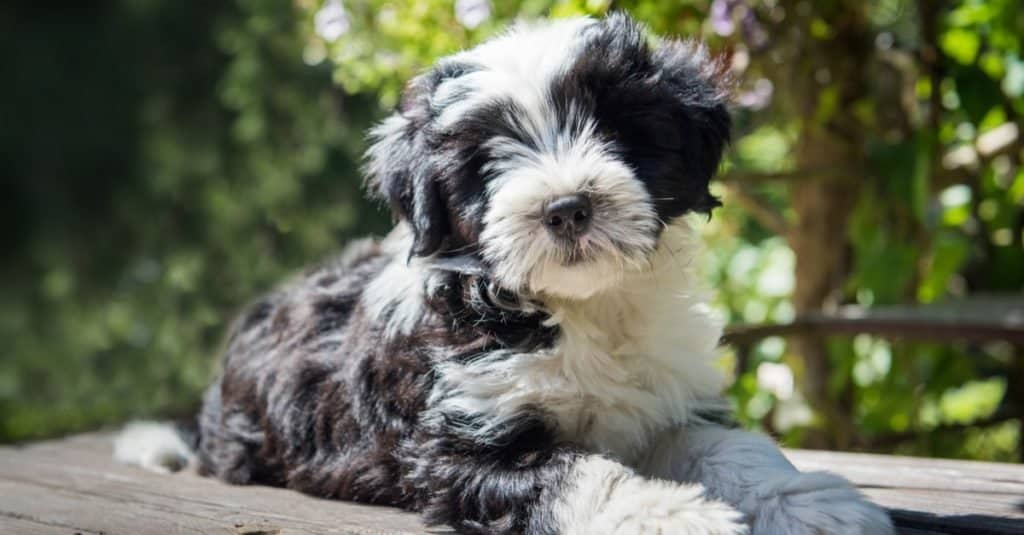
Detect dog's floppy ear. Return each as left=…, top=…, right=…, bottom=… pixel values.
left=365, top=73, right=451, bottom=258
left=652, top=37, right=732, bottom=213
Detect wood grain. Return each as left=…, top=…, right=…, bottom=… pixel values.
left=786, top=448, right=1024, bottom=534
left=1, top=433, right=1022, bottom=534
left=0, top=433, right=432, bottom=534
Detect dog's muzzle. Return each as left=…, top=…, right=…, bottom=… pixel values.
left=543, top=194, right=592, bottom=240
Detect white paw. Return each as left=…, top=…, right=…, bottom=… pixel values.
left=591, top=479, right=749, bottom=535
left=113, top=421, right=194, bottom=474
left=750, top=471, right=894, bottom=535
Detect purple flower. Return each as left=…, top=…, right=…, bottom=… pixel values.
left=315, top=0, right=350, bottom=42
left=741, top=8, right=769, bottom=50
left=455, top=0, right=491, bottom=30
left=710, top=0, right=736, bottom=36
left=737, top=78, right=774, bottom=110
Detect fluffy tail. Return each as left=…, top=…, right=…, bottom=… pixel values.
left=113, top=420, right=197, bottom=474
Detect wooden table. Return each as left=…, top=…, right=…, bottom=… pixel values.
left=1, top=433, right=1022, bottom=534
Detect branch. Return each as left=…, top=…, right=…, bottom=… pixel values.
left=722, top=311, right=1024, bottom=346
left=917, top=0, right=943, bottom=134
left=722, top=181, right=790, bottom=237
left=718, top=168, right=847, bottom=184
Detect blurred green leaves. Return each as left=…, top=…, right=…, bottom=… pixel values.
left=0, top=0, right=387, bottom=441
left=942, top=28, right=981, bottom=65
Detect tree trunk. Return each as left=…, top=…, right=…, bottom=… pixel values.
left=776, top=1, right=872, bottom=448
left=789, top=142, right=859, bottom=449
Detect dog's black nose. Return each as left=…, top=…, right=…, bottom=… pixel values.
left=543, top=194, right=592, bottom=238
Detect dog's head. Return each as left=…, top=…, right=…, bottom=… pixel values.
left=366, top=13, right=730, bottom=299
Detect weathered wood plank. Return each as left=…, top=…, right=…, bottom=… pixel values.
left=0, top=513, right=101, bottom=535
left=1, top=433, right=1022, bottom=534
left=0, top=433, right=432, bottom=534
left=786, top=449, right=1024, bottom=534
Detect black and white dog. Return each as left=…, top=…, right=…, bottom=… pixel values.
left=116, top=13, right=893, bottom=535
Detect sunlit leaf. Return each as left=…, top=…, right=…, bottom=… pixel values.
left=940, top=378, right=1006, bottom=425
left=941, top=28, right=981, bottom=65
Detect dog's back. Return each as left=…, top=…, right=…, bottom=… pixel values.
left=202, top=233, right=439, bottom=506
left=118, top=233, right=435, bottom=507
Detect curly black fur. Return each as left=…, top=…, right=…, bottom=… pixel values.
left=197, top=239, right=573, bottom=533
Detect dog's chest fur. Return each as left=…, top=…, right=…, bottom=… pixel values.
left=426, top=225, right=727, bottom=463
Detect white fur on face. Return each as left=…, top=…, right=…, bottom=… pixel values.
left=432, top=17, right=662, bottom=299
left=480, top=126, right=658, bottom=298
left=435, top=17, right=596, bottom=137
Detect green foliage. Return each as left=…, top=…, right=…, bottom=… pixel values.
left=714, top=0, right=1022, bottom=459
left=0, top=1, right=387, bottom=441
left=2, top=0, right=1021, bottom=463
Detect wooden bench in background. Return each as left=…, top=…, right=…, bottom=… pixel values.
left=1, top=433, right=1022, bottom=534
left=723, top=295, right=1024, bottom=348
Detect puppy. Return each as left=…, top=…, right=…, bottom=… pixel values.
left=116, top=13, right=894, bottom=535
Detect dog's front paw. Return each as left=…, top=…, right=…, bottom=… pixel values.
left=751, top=471, right=893, bottom=535
left=590, top=479, right=748, bottom=535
